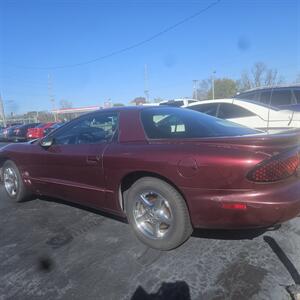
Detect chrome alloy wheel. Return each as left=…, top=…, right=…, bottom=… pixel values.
left=3, top=167, right=19, bottom=198
left=133, top=191, right=173, bottom=239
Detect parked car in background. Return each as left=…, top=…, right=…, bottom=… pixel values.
left=12, top=123, right=40, bottom=142
left=185, top=99, right=300, bottom=133
left=43, top=122, right=64, bottom=136
left=26, top=122, right=54, bottom=140
left=1, top=106, right=300, bottom=250
left=234, top=85, right=300, bottom=111
left=159, top=98, right=198, bottom=107
left=0, top=125, right=22, bottom=142
left=0, top=127, right=5, bottom=141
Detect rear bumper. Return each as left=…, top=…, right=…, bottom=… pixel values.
left=182, top=179, right=300, bottom=229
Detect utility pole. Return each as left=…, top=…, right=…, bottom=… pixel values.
left=48, top=74, right=57, bottom=121
left=212, top=71, right=216, bottom=100
left=144, top=64, right=150, bottom=102
left=193, top=80, right=199, bottom=100
left=0, top=93, right=6, bottom=127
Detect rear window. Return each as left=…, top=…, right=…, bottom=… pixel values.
left=218, top=103, right=255, bottom=119
left=141, top=107, right=259, bottom=139
left=188, top=103, right=218, bottom=117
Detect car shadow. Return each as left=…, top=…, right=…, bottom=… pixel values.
left=39, top=196, right=128, bottom=224
left=38, top=196, right=280, bottom=242
left=131, top=281, right=191, bottom=300
left=192, top=226, right=276, bottom=241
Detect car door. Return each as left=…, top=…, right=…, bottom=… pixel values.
left=217, top=103, right=267, bottom=130
left=28, top=112, right=118, bottom=210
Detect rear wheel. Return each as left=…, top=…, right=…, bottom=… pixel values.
left=125, top=177, right=193, bottom=250
left=2, top=160, right=31, bottom=202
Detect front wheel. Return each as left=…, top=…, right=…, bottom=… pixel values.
left=125, top=177, right=193, bottom=250
left=2, top=160, right=31, bottom=202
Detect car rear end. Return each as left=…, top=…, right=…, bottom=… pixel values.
left=43, top=122, right=62, bottom=136
left=27, top=123, right=54, bottom=140
left=0, top=128, right=9, bottom=141
left=14, top=123, right=40, bottom=142
left=6, top=125, right=21, bottom=142
left=183, top=131, right=300, bottom=229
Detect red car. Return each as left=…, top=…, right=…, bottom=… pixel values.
left=1, top=107, right=300, bottom=250
left=26, top=122, right=54, bottom=140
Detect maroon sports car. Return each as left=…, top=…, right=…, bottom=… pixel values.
left=1, top=106, right=300, bottom=250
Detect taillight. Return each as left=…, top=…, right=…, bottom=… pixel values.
left=247, top=152, right=300, bottom=182
left=221, top=203, right=247, bottom=210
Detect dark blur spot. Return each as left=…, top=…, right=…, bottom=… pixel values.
left=237, top=36, right=251, bottom=51
left=163, top=54, right=177, bottom=68
left=38, top=256, right=54, bottom=272
left=46, top=231, right=73, bottom=249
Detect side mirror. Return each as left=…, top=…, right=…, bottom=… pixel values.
left=40, top=138, right=54, bottom=148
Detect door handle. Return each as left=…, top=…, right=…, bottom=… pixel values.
left=86, top=156, right=101, bottom=165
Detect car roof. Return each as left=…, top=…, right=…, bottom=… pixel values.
left=184, top=98, right=281, bottom=114
left=235, top=84, right=300, bottom=94
left=83, top=105, right=184, bottom=116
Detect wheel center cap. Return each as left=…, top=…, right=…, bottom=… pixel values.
left=146, top=210, right=158, bottom=224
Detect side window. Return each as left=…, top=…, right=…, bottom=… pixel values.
left=236, top=92, right=256, bottom=101
left=188, top=104, right=218, bottom=117
left=293, top=89, right=300, bottom=104
left=260, top=91, right=272, bottom=105
left=271, top=90, right=292, bottom=106
left=53, top=113, right=118, bottom=145
left=218, top=103, right=255, bottom=119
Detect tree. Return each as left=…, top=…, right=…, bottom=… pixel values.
left=131, top=97, right=146, bottom=106
left=207, top=78, right=237, bottom=99
left=195, top=78, right=237, bottom=100
left=113, top=103, right=125, bottom=107
left=237, top=62, right=284, bottom=91
left=194, top=79, right=210, bottom=100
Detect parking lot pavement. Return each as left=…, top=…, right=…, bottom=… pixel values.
left=0, top=187, right=300, bottom=300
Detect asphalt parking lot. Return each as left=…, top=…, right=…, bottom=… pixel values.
left=1, top=143, right=300, bottom=300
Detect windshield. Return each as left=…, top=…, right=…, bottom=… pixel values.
left=141, top=107, right=259, bottom=139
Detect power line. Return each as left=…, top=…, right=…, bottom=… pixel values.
left=9, top=0, right=221, bottom=70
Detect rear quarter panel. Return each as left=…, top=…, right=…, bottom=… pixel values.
left=103, top=141, right=268, bottom=211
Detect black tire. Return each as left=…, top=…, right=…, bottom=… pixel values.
left=125, top=177, right=193, bottom=250
left=1, top=160, right=31, bottom=202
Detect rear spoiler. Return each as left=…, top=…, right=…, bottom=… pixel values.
left=209, top=129, right=300, bottom=149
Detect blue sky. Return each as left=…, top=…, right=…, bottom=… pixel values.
left=0, top=0, right=299, bottom=114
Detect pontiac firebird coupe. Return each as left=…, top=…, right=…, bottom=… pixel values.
left=1, top=106, right=300, bottom=250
